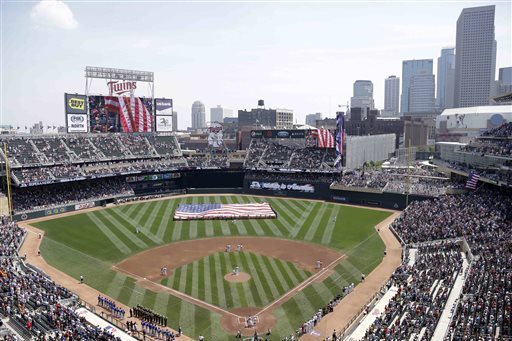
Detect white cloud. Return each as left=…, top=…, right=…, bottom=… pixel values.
left=30, top=0, right=78, bottom=30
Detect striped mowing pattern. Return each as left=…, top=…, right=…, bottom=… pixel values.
left=35, top=195, right=392, bottom=341
left=164, top=252, right=311, bottom=309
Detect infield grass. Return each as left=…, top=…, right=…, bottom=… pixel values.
left=34, top=195, right=391, bottom=340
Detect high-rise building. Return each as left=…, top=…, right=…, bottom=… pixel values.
left=191, top=101, right=205, bottom=129
left=384, top=76, right=400, bottom=116
left=172, top=111, right=178, bottom=131
left=210, top=105, right=233, bottom=123
left=401, top=59, right=433, bottom=114
left=409, top=74, right=436, bottom=114
left=305, top=113, right=322, bottom=126
left=350, top=80, right=374, bottom=115
left=437, top=47, right=456, bottom=110
left=238, top=101, right=293, bottom=130
left=498, top=67, right=512, bottom=95
left=454, top=5, right=496, bottom=107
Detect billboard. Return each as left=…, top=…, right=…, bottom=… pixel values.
left=155, top=98, right=173, bottom=132
left=65, top=93, right=88, bottom=133
left=65, top=94, right=87, bottom=114
left=156, top=115, right=173, bottom=132
left=88, top=95, right=153, bottom=133
left=66, top=114, right=88, bottom=133
left=155, top=98, right=173, bottom=113
left=250, top=129, right=306, bottom=139
left=249, top=181, right=315, bottom=193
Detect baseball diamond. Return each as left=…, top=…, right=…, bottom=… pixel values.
left=29, top=194, right=392, bottom=340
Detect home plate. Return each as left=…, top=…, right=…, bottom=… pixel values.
left=310, top=330, right=321, bottom=336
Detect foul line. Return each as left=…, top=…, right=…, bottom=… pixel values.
left=256, top=253, right=346, bottom=317
left=112, top=265, right=239, bottom=318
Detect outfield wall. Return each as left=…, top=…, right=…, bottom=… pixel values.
left=329, top=189, right=432, bottom=210
left=13, top=200, right=106, bottom=221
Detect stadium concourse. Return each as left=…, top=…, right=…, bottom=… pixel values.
left=0, top=124, right=511, bottom=340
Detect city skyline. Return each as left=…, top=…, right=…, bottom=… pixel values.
left=1, top=1, right=511, bottom=130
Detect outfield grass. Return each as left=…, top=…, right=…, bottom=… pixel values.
left=34, top=195, right=391, bottom=340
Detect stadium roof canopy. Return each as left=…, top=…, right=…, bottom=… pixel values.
left=491, top=92, right=512, bottom=105
left=439, top=105, right=512, bottom=117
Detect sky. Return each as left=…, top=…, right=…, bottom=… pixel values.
left=1, top=0, right=511, bottom=130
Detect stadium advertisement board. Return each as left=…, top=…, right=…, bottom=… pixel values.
left=65, top=93, right=88, bottom=133
left=250, top=130, right=306, bottom=139
left=89, top=95, right=153, bottom=133
left=249, top=181, right=315, bottom=193
left=156, top=115, right=173, bottom=132
left=155, top=98, right=173, bottom=113
left=66, top=114, right=88, bottom=133
left=155, top=98, right=173, bottom=132
left=65, top=94, right=87, bottom=114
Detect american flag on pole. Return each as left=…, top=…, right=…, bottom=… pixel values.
left=310, top=128, right=335, bottom=148
left=465, top=171, right=480, bottom=190
left=334, top=112, right=344, bottom=169
left=174, top=203, right=276, bottom=220
left=104, top=96, right=153, bottom=132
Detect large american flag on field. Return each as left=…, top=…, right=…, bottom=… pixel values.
left=310, top=128, right=335, bottom=148
left=465, top=171, right=480, bottom=190
left=104, top=96, right=153, bottom=132
left=174, top=203, right=276, bottom=220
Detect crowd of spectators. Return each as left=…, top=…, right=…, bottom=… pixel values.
left=33, top=137, right=70, bottom=164
left=363, top=242, right=462, bottom=340
left=3, top=138, right=41, bottom=166
left=117, top=134, right=156, bottom=157
left=481, top=122, right=512, bottom=137
left=13, top=168, right=53, bottom=185
left=244, top=139, right=335, bottom=170
left=185, top=154, right=229, bottom=168
left=12, top=178, right=134, bottom=212
left=0, top=217, right=123, bottom=340
left=460, top=139, right=512, bottom=158
left=245, top=170, right=339, bottom=183
left=388, top=189, right=512, bottom=339
left=332, top=166, right=452, bottom=196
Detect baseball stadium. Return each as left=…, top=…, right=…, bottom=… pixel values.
left=0, top=65, right=511, bottom=341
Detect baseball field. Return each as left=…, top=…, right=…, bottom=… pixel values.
left=32, top=194, right=392, bottom=340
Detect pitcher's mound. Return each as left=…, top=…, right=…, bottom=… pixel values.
left=224, top=272, right=251, bottom=283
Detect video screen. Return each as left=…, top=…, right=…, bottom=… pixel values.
left=88, top=96, right=153, bottom=133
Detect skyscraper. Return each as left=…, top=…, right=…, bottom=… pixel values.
left=401, top=59, right=433, bottom=114
left=350, top=80, right=374, bottom=117
left=498, top=67, right=512, bottom=96
left=437, top=48, right=456, bottom=110
left=210, top=105, right=233, bottom=123
left=409, top=74, right=435, bottom=114
left=454, top=5, right=496, bottom=107
left=305, top=113, right=322, bottom=126
left=384, top=75, right=400, bottom=116
left=191, top=101, right=205, bottom=129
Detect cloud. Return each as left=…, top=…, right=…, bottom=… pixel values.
left=30, top=0, right=78, bottom=30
